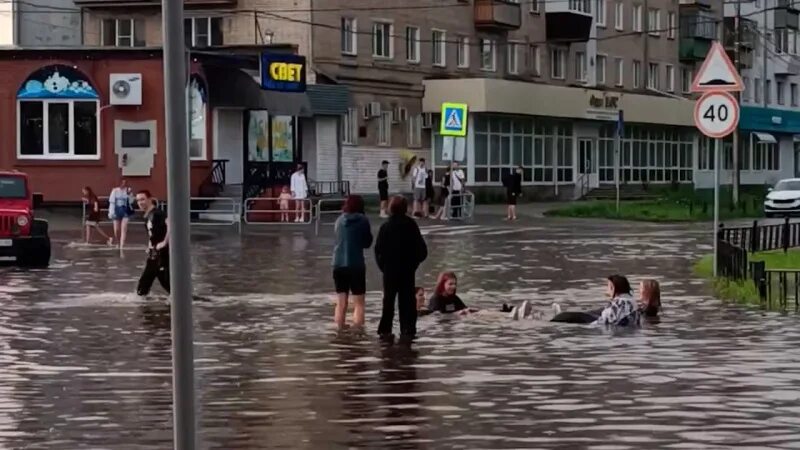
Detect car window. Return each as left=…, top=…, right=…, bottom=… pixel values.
left=775, top=180, right=800, bottom=191
left=0, top=176, right=26, bottom=199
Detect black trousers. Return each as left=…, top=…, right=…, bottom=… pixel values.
left=378, top=272, right=417, bottom=337
left=137, top=250, right=171, bottom=296
left=451, top=190, right=462, bottom=218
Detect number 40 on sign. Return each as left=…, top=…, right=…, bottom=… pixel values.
left=693, top=91, right=739, bottom=139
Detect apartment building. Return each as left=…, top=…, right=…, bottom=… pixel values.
left=0, top=0, right=82, bottom=46
left=706, top=0, right=800, bottom=190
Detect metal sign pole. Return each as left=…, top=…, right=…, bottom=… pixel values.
left=713, top=138, right=720, bottom=278
left=615, top=110, right=623, bottom=214
left=162, top=0, right=196, bottom=448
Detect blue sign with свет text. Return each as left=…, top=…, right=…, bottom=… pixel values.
left=260, top=53, right=306, bottom=93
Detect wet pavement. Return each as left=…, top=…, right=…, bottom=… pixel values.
left=2, top=214, right=800, bottom=449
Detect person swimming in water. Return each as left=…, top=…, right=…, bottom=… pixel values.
left=638, top=279, right=661, bottom=323
left=427, top=272, right=474, bottom=314
left=416, top=287, right=433, bottom=317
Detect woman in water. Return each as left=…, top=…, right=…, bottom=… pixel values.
left=108, top=178, right=133, bottom=250
left=331, top=195, right=373, bottom=330
left=639, top=279, right=661, bottom=322
left=416, top=287, right=432, bottom=316
left=427, top=272, right=472, bottom=314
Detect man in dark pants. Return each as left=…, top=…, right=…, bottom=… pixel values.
left=375, top=196, right=428, bottom=339
left=378, top=160, right=390, bottom=218
left=136, top=190, right=170, bottom=296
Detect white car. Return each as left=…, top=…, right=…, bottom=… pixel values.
left=764, top=178, right=800, bottom=217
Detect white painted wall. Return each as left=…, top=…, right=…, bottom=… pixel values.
left=315, top=117, right=339, bottom=183
left=342, top=146, right=428, bottom=195
left=0, top=2, right=13, bottom=46
left=213, top=108, right=244, bottom=185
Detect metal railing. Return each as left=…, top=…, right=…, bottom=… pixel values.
left=82, top=196, right=160, bottom=225
left=244, top=198, right=313, bottom=225
left=315, top=198, right=347, bottom=235
left=444, top=192, right=475, bottom=222
left=719, top=218, right=800, bottom=253
left=309, top=180, right=350, bottom=198
left=188, top=197, right=241, bottom=233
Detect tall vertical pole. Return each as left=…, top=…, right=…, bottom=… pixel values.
left=615, top=110, right=622, bottom=214
left=162, top=0, right=196, bottom=449
left=732, top=0, right=742, bottom=206
left=713, top=138, right=720, bottom=278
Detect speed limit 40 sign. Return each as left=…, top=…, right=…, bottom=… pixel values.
left=694, top=91, right=739, bottom=138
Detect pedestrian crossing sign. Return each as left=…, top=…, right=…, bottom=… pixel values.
left=440, top=102, right=468, bottom=137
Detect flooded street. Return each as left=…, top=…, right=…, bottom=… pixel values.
left=2, top=216, right=800, bottom=449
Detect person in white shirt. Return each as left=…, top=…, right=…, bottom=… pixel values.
left=290, top=164, right=309, bottom=222
left=411, top=159, right=428, bottom=218
left=450, top=162, right=465, bottom=218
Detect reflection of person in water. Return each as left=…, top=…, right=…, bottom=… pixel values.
left=378, top=342, right=420, bottom=445
left=428, top=272, right=473, bottom=314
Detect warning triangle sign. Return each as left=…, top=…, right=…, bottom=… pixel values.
left=691, top=41, right=744, bottom=93
left=445, top=109, right=462, bottom=129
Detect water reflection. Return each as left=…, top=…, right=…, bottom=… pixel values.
left=0, top=219, right=799, bottom=448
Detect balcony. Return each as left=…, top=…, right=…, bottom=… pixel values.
left=774, top=55, right=800, bottom=75
left=474, top=0, right=522, bottom=30
left=779, top=0, right=800, bottom=14
left=73, top=0, right=236, bottom=7
left=545, top=0, right=592, bottom=42
left=679, top=37, right=712, bottom=61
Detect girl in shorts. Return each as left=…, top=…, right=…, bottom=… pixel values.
left=82, top=186, right=112, bottom=245
left=108, top=179, right=134, bottom=250
left=331, top=195, right=373, bottom=330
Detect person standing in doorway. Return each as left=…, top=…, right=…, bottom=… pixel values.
left=135, top=190, right=170, bottom=296
left=332, top=195, right=373, bottom=330
left=450, top=162, right=465, bottom=218
left=109, top=178, right=133, bottom=250
left=505, top=166, right=523, bottom=221
left=378, top=160, right=390, bottom=218
left=411, top=159, right=428, bottom=218
left=290, top=164, right=309, bottom=223
left=375, top=196, right=428, bottom=340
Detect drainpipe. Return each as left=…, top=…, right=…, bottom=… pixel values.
left=13, top=0, right=20, bottom=45
left=643, top=0, right=649, bottom=91
left=764, top=5, right=768, bottom=109
left=733, top=1, right=741, bottom=205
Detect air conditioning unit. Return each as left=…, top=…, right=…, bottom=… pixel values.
left=421, top=112, right=433, bottom=129
left=361, top=101, right=381, bottom=119
left=392, top=107, right=408, bottom=124
left=109, top=73, right=143, bottom=106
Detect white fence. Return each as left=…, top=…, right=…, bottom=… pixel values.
left=189, top=197, right=241, bottom=232
left=315, top=198, right=347, bottom=236
left=244, top=198, right=313, bottom=225
left=444, top=192, right=475, bottom=222
left=81, top=196, right=164, bottom=225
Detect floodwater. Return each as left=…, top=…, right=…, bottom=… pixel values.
left=2, top=216, right=800, bottom=449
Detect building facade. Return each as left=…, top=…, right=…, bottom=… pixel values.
left=0, top=0, right=82, bottom=47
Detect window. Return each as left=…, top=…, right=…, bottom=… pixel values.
left=188, top=77, right=207, bottom=160
left=775, top=28, right=798, bottom=55
left=19, top=101, right=99, bottom=159
left=551, top=47, right=566, bottom=79
left=665, top=64, right=674, bottom=92
left=507, top=42, right=520, bottom=74
left=341, top=17, right=357, bottom=55
left=529, top=45, right=541, bottom=76
left=101, top=18, right=145, bottom=47
left=667, top=12, right=676, bottom=39
left=792, top=83, right=798, bottom=106
left=481, top=38, right=496, bottom=71
left=432, top=30, right=446, bottom=67
left=596, top=55, right=607, bottom=85
left=372, top=22, right=393, bottom=58
left=457, top=36, right=470, bottom=68
left=632, top=5, right=642, bottom=32
left=648, top=9, right=660, bottom=36
left=407, top=114, right=422, bottom=148
left=633, top=60, right=641, bottom=88
left=777, top=80, right=786, bottom=105
left=615, top=2, right=624, bottom=30
left=575, top=51, right=587, bottom=82
left=184, top=17, right=223, bottom=47
left=766, top=79, right=772, bottom=104
left=342, top=108, right=358, bottom=145
left=755, top=77, right=762, bottom=103
left=405, top=26, right=420, bottom=63
left=600, top=124, right=693, bottom=183
left=647, top=62, right=659, bottom=89
left=681, top=67, right=693, bottom=93
left=569, top=0, right=591, bottom=13
left=615, top=57, right=624, bottom=86
left=530, top=0, right=540, bottom=13
left=378, top=111, right=392, bottom=146
left=595, top=0, right=606, bottom=26
left=743, top=77, right=751, bottom=102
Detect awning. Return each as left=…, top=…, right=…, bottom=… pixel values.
left=753, top=132, right=777, bottom=143
left=203, top=65, right=313, bottom=117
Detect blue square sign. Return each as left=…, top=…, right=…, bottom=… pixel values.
left=440, top=102, right=468, bottom=137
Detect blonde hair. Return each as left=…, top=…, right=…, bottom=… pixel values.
left=641, top=279, right=661, bottom=316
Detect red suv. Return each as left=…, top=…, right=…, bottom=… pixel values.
left=0, top=171, right=50, bottom=267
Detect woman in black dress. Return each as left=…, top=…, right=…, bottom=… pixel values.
left=505, top=166, right=522, bottom=221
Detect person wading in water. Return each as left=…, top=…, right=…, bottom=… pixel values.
left=135, top=190, right=170, bottom=296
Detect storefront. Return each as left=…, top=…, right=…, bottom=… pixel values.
left=693, top=106, right=799, bottom=189
left=422, top=79, right=696, bottom=198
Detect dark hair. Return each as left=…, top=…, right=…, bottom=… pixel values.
left=342, top=195, right=365, bottom=214
left=381, top=160, right=389, bottom=165
left=607, top=275, right=632, bottom=297
left=83, top=186, right=95, bottom=197
left=137, top=189, right=153, bottom=198
left=415, top=286, right=424, bottom=294
left=388, top=196, right=408, bottom=216
left=419, top=158, right=426, bottom=163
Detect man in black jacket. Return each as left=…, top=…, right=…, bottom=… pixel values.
left=375, top=196, right=428, bottom=339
